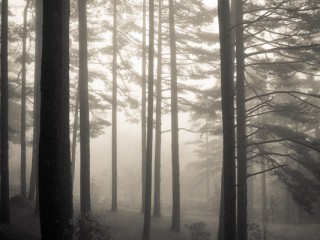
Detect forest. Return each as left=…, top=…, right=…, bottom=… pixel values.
left=0, top=0, right=320, bottom=240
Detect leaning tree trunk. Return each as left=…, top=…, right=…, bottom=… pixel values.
left=168, top=0, right=180, bottom=232
left=38, top=0, right=73, bottom=238
left=20, top=0, right=30, bottom=199
left=142, top=0, right=154, bottom=238
left=78, top=0, right=91, bottom=213
left=71, top=87, right=79, bottom=185
left=153, top=0, right=162, bottom=218
left=0, top=0, right=10, bottom=224
left=111, top=0, right=118, bottom=212
left=218, top=0, right=236, bottom=239
left=141, top=0, right=147, bottom=213
left=235, top=0, right=248, bottom=239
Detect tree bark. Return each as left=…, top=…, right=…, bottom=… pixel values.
left=141, top=0, right=147, bottom=213
left=71, top=87, right=79, bottom=185
left=111, top=0, right=118, bottom=212
left=20, top=0, right=30, bottom=199
left=142, top=0, right=154, bottom=238
left=0, top=0, right=10, bottom=224
left=28, top=0, right=42, bottom=204
left=235, top=0, right=247, bottom=239
left=261, top=162, right=267, bottom=223
left=218, top=0, right=236, bottom=239
left=168, top=0, right=180, bottom=232
left=38, top=0, right=73, bottom=238
left=78, top=0, right=91, bottom=213
left=153, top=0, right=162, bottom=218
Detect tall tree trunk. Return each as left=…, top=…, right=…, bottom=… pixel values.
left=205, top=120, right=210, bottom=207
left=21, top=0, right=30, bottom=199
left=247, top=164, right=254, bottom=222
left=28, top=0, right=42, bottom=204
left=0, top=0, right=10, bottom=224
left=71, top=87, right=79, bottom=185
left=168, top=0, right=180, bottom=232
left=218, top=0, right=236, bottom=239
left=78, top=0, right=91, bottom=213
left=261, top=162, right=267, bottom=223
left=142, top=0, right=154, bottom=238
left=153, top=0, right=162, bottom=218
left=111, top=0, right=118, bottom=212
left=235, top=0, right=247, bottom=239
left=38, top=0, right=73, bottom=238
left=217, top=168, right=224, bottom=240
left=141, top=0, right=147, bottom=213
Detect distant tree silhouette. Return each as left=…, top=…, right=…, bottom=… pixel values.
left=169, top=0, right=180, bottom=232
left=142, top=0, right=155, bottom=238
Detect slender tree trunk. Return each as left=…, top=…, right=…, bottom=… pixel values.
left=141, top=0, right=147, bottom=213
left=28, top=0, right=42, bottom=204
left=38, top=0, right=73, bottom=238
left=235, top=0, right=247, bottom=239
left=20, top=0, right=30, bottom=199
left=153, top=0, right=162, bottom=218
left=168, top=0, right=180, bottom=232
left=218, top=0, right=236, bottom=239
left=78, top=0, right=91, bottom=213
left=247, top=164, right=254, bottom=221
left=111, top=0, right=118, bottom=212
left=71, top=87, right=79, bottom=185
left=142, top=0, right=154, bottom=238
left=205, top=120, right=210, bottom=207
left=261, top=162, right=267, bottom=223
left=217, top=168, right=225, bottom=240
left=0, top=0, right=10, bottom=224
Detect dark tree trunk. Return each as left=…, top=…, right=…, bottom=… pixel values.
left=111, top=0, right=118, bottom=212
left=0, top=0, right=10, bottom=224
left=142, top=0, right=154, bottom=238
left=71, top=87, right=79, bottom=185
left=38, top=0, right=73, bottom=238
left=235, top=0, right=247, bottom=239
left=28, top=0, right=42, bottom=204
left=78, top=0, right=91, bottom=213
left=153, top=0, right=162, bottom=218
left=141, top=0, right=147, bottom=213
left=218, top=0, right=236, bottom=239
left=20, top=0, right=30, bottom=199
left=168, top=0, right=180, bottom=232
left=217, top=168, right=224, bottom=240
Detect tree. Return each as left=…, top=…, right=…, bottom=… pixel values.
left=111, top=0, right=118, bottom=212
left=168, top=0, right=180, bottom=232
left=28, top=0, right=42, bottom=216
left=141, top=0, right=147, bottom=213
left=218, top=0, right=236, bottom=239
left=153, top=0, right=163, bottom=218
left=20, top=0, right=30, bottom=199
left=142, top=0, right=154, bottom=238
left=38, top=0, right=73, bottom=238
left=79, top=0, right=91, bottom=213
left=235, top=0, right=247, bottom=239
left=0, top=0, right=10, bottom=224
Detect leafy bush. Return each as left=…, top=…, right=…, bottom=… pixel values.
left=248, top=222, right=262, bottom=240
left=185, top=221, right=211, bottom=240
left=73, top=213, right=112, bottom=240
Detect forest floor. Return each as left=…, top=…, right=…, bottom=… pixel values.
left=0, top=198, right=319, bottom=240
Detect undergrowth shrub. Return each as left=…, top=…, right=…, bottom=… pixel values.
left=73, top=213, right=112, bottom=240
left=185, top=221, right=211, bottom=240
left=248, top=222, right=262, bottom=240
